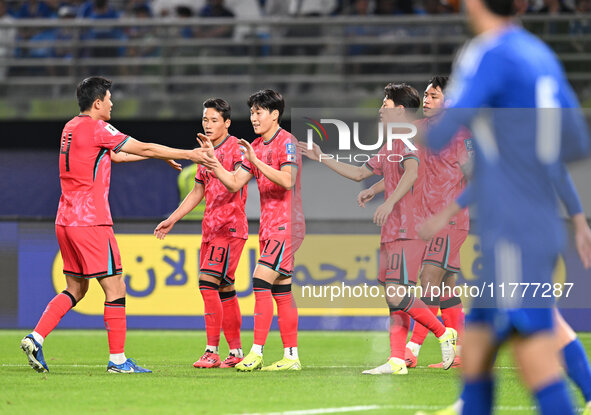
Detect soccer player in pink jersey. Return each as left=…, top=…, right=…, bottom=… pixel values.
left=154, top=98, right=247, bottom=369
left=297, top=83, right=457, bottom=375
left=20, top=76, right=209, bottom=374
left=360, top=77, right=472, bottom=369
left=408, top=76, right=471, bottom=369
left=202, top=90, right=305, bottom=371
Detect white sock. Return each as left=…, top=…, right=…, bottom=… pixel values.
left=31, top=331, right=44, bottom=346
left=110, top=353, right=127, bottom=365
left=251, top=344, right=264, bottom=356
left=388, top=357, right=406, bottom=367
left=407, top=341, right=421, bottom=357
left=452, top=399, right=464, bottom=413
left=205, top=345, right=219, bottom=354
left=230, top=348, right=243, bottom=358
left=284, top=346, right=298, bottom=360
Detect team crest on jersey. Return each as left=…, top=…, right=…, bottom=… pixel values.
left=218, top=153, right=224, bottom=164
left=266, top=150, right=273, bottom=164
left=104, top=123, right=119, bottom=136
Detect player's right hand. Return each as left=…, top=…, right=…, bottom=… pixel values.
left=357, top=188, right=375, bottom=207
left=154, top=219, right=174, bottom=240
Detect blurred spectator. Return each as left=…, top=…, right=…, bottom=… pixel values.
left=199, top=0, right=234, bottom=17
left=194, top=0, right=235, bottom=39
left=176, top=5, right=194, bottom=38
left=264, top=0, right=337, bottom=16
left=152, top=0, right=203, bottom=18
left=0, top=0, right=15, bottom=80
left=123, top=0, right=152, bottom=18
left=537, top=0, right=574, bottom=13
left=15, top=0, right=56, bottom=18
left=126, top=4, right=159, bottom=58
left=80, top=0, right=126, bottom=75
left=420, top=0, right=454, bottom=14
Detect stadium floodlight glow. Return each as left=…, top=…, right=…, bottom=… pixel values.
left=305, top=119, right=418, bottom=151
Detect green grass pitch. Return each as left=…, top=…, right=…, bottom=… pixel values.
left=0, top=330, right=589, bottom=414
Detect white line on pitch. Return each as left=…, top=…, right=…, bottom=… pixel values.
left=227, top=403, right=539, bottom=415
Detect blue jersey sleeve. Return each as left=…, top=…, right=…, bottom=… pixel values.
left=456, top=183, right=474, bottom=209
left=551, top=164, right=583, bottom=216
left=427, top=48, right=506, bottom=151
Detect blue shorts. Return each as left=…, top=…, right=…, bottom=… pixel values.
left=466, top=240, right=558, bottom=343
left=466, top=308, right=554, bottom=344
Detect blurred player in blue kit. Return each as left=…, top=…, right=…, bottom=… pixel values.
left=415, top=0, right=591, bottom=412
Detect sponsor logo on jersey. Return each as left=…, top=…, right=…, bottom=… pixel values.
left=104, top=123, right=119, bottom=136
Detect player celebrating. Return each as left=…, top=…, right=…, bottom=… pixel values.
left=202, top=89, right=305, bottom=371
left=359, top=77, right=471, bottom=369
left=419, top=0, right=591, bottom=411
left=298, top=83, right=457, bottom=375
left=20, top=76, right=209, bottom=374
left=154, top=98, right=247, bottom=368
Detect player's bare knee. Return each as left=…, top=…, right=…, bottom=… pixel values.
left=513, top=331, right=562, bottom=390
left=253, top=264, right=278, bottom=284
left=420, top=264, right=446, bottom=288
left=219, top=283, right=235, bottom=293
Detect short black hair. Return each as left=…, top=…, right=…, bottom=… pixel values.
left=76, top=76, right=112, bottom=112
left=247, top=89, right=285, bottom=122
left=482, top=0, right=515, bottom=16
left=428, top=75, right=449, bottom=93
left=384, top=83, right=420, bottom=109
left=203, top=98, right=231, bottom=121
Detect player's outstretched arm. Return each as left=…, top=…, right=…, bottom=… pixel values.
left=358, top=179, right=385, bottom=207
left=110, top=150, right=182, bottom=171
left=418, top=201, right=462, bottom=242
left=118, top=137, right=209, bottom=164
left=296, top=140, right=373, bottom=182
left=418, top=183, right=473, bottom=241
left=239, top=139, right=294, bottom=190
left=373, top=158, right=418, bottom=226
left=154, top=183, right=204, bottom=240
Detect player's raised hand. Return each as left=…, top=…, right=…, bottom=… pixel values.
left=188, top=147, right=212, bottom=164
left=373, top=202, right=393, bottom=227
left=196, top=133, right=215, bottom=156
left=154, top=218, right=175, bottom=240
left=165, top=159, right=183, bottom=171
left=358, top=188, right=375, bottom=208
left=238, top=139, right=256, bottom=163
left=573, top=213, right=591, bottom=269
left=296, top=141, right=322, bottom=161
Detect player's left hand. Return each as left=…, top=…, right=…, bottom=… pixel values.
left=373, top=203, right=393, bottom=227
left=237, top=139, right=257, bottom=163
left=196, top=133, right=215, bottom=156
left=165, top=159, right=182, bottom=171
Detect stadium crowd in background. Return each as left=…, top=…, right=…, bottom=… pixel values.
left=1, top=0, right=588, bottom=20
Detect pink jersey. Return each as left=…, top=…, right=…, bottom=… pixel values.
left=55, top=115, right=129, bottom=226
left=241, top=128, right=305, bottom=241
left=195, top=135, right=248, bottom=242
left=418, top=117, right=473, bottom=231
left=365, top=139, right=426, bottom=242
